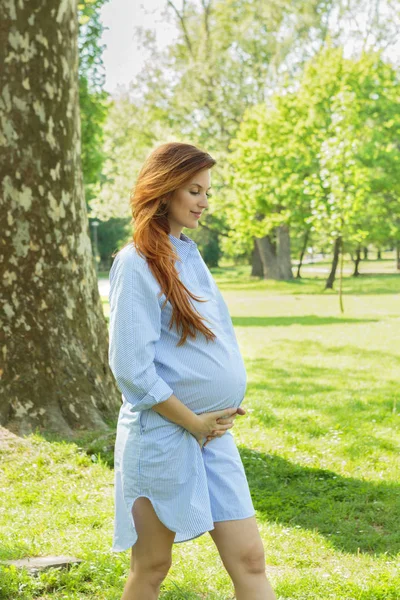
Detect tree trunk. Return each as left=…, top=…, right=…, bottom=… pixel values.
left=255, top=235, right=281, bottom=280
left=352, top=244, right=362, bottom=277
left=396, top=243, right=400, bottom=271
left=325, top=236, right=342, bottom=290
left=363, top=246, right=368, bottom=260
left=377, top=248, right=382, bottom=260
left=255, top=226, right=293, bottom=280
left=296, top=228, right=310, bottom=279
left=251, top=238, right=263, bottom=277
left=0, top=0, right=120, bottom=436
left=339, top=236, right=345, bottom=313
left=277, top=224, right=293, bottom=280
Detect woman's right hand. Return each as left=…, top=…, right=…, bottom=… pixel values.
left=188, top=408, right=239, bottom=447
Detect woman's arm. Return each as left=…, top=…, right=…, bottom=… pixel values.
left=152, top=393, right=239, bottom=445
left=150, top=393, right=200, bottom=431
left=108, top=248, right=174, bottom=411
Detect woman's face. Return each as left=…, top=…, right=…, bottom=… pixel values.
left=167, top=168, right=212, bottom=238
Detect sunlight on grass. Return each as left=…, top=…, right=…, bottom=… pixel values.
left=1, top=259, right=399, bottom=599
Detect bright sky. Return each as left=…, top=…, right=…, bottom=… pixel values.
left=99, top=0, right=399, bottom=94
left=99, top=0, right=179, bottom=94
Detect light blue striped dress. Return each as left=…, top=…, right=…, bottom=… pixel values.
left=109, top=231, right=255, bottom=552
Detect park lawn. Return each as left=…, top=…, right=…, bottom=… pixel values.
left=1, top=262, right=399, bottom=599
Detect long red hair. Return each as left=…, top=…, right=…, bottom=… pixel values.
left=116, top=142, right=217, bottom=347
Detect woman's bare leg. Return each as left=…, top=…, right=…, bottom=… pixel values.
left=209, top=516, right=276, bottom=600
left=121, top=497, right=175, bottom=600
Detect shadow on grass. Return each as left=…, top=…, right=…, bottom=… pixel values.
left=35, top=417, right=118, bottom=469
left=232, top=316, right=378, bottom=327
left=215, top=272, right=400, bottom=295
left=240, top=448, right=400, bottom=556
left=160, top=581, right=219, bottom=600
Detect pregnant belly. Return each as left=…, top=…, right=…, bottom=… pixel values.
left=157, top=345, right=247, bottom=414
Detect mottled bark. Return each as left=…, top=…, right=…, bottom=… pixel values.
left=250, top=238, right=263, bottom=277
left=255, top=226, right=293, bottom=280
left=0, top=0, right=120, bottom=436
left=325, top=236, right=342, bottom=290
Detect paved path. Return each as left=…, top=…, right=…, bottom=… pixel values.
left=98, top=278, right=109, bottom=298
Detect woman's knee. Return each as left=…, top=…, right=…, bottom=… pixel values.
left=131, top=552, right=172, bottom=585
left=236, top=539, right=266, bottom=576
left=145, top=555, right=172, bottom=585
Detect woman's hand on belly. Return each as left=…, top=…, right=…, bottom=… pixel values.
left=203, top=406, right=246, bottom=447
left=188, top=407, right=240, bottom=448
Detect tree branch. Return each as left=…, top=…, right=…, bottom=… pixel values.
left=167, top=0, right=194, bottom=58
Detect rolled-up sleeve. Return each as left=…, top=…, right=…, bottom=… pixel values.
left=108, top=248, right=174, bottom=411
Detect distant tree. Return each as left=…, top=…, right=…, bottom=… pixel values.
left=304, top=49, right=400, bottom=287
left=228, top=45, right=400, bottom=283
left=227, top=90, right=316, bottom=280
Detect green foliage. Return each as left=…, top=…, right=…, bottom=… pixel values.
left=78, top=0, right=109, bottom=91
left=77, top=0, right=111, bottom=209
left=303, top=48, right=400, bottom=249
left=192, top=219, right=223, bottom=267
left=228, top=44, right=400, bottom=254
left=79, top=77, right=110, bottom=203
left=87, top=95, right=170, bottom=229
left=92, top=0, right=342, bottom=259
left=83, top=1, right=400, bottom=265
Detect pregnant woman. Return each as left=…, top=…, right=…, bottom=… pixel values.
left=108, top=142, right=276, bottom=600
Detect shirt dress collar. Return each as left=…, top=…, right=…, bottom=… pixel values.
left=168, top=232, right=197, bottom=263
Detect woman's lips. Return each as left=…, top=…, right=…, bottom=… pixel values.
left=191, top=211, right=201, bottom=218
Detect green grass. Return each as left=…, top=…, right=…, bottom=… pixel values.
left=1, top=259, right=399, bottom=599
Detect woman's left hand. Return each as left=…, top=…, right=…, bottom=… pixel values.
left=202, top=407, right=246, bottom=447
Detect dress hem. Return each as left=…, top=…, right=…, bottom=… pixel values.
left=110, top=526, right=213, bottom=553
left=212, top=510, right=256, bottom=523
left=112, top=493, right=216, bottom=553
left=111, top=506, right=257, bottom=553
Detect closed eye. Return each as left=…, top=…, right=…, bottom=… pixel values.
left=190, top=191, right=212, bottom=198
